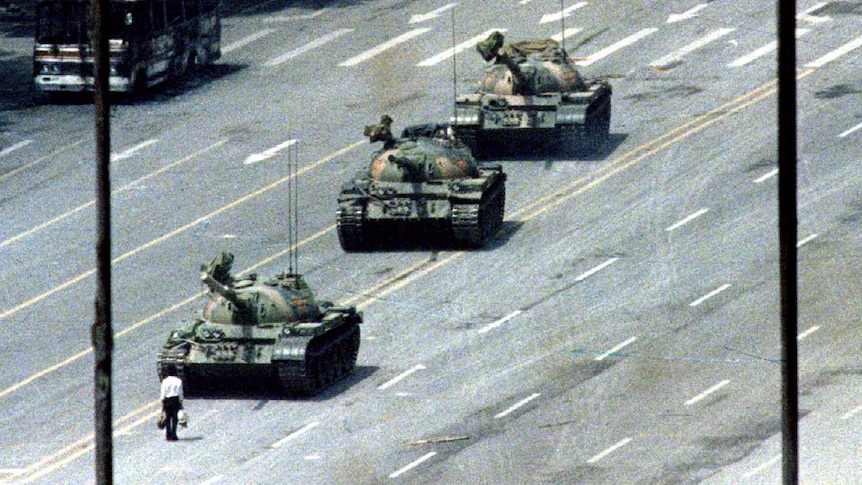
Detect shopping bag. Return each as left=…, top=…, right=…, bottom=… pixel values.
left=178, top=409, right=188, bottom=427
left=156, top=412, right=166, bottom=430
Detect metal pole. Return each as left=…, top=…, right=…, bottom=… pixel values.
left=776, top=0, right=798, bottom=483
left=451, top=7, right=457, bottom=126
left=560, top=0, right=566, bottom=52
left=92, top=0, right=113, bottom=479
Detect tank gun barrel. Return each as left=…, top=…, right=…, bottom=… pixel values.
left=200, top=272, right=245, bottom=309
left=388, top=154, right=427, bottom=182
left=496, top=52, right=529, bottom=93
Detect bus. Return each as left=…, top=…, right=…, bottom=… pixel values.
left=33, top=0, right=220, bottom=95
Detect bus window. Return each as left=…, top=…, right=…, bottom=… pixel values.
left=36, top=0, right=88, bottom=44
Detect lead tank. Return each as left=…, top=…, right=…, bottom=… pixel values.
left=336, top=116, right=506, bottom=250
left=451, top=31, right=612, bottom=154
left=156, top=252, right=362, bottom=396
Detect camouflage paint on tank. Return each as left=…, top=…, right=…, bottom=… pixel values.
left=368, top=139, right=480, bottom=182
left=336, top=117, right=506, bottom=250
left=478, top=38, right=586, bottom=96
left=201, top=275, right=317, bottom=325
left=452, top=31, right=612, bottom=154
left=156, top=252, right=362, bottom=396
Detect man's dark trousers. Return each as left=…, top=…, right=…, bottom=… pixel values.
left=163, top=396, right=181, bottom=440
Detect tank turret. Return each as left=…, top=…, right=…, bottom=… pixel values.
left=476, top=30, right=586, bottom=96
left=451, top=31, right=612, bottom=154
left=336, top=116, right=506, bottom=250
left=157, top=252, right=362, bottom=396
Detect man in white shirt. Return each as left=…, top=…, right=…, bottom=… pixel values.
left=160, top=365, right=184, bottom=441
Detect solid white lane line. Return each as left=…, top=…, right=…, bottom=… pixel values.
left=841, top=405, right=862, bottom=420
left=417, top=28, right=507, bottom=67
left=744, top=454, right=780, bottom=477
left=753, top=168, right=778, bottom=183
left=595, top=336, right=637, bottom=361
left=587, top=437, right=632, bottom=463
left=340, top=28, right=431, bottom=66
left=665, top=208, right=709, bottom=231
left=494, top=393, right=541, bottom=419
left=0, top=140, right=32, bottom=157
left=650, top=28, right=735, bottom=68
left=244, top=139, right=297, bottom=165
left=797, top=325, right=819, bottom=340
left=684, top=379, right=730, bottom=406
left=796, top=233, right=818, bottom=248
left=389, top=452, right=437, bottom=478
left=551, top=27, right=583, bottom=42
left=378, top=364, right=426, bottom=390
left=727, top=29, right=809, bottom=67
left=110, top=139, right=159, bottom=162
left=540, top=2, right=588, bottom=24
left=478, top=310, right=523, bottom=334
left=689, top=284, right=731, bottom=307
left=839, top=121, right=862, bottom=138
left=576, top=28, right=657, bottom=66
left=222, top=29, right=275, bottom=54
left=574, top=257, right=618, bottom=282
left=271, top=421, right=320, bottom=448
left=265, top=29, right=353, bottom=66
left=805, top=34, right=862, bottom=68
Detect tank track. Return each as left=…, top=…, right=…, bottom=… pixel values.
left=337, top=205, right=367, bottom=251
left=451, top=181, right=505, bottom=247
left=276, top=322, right=360, bottom=396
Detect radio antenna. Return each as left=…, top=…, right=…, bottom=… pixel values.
left=286, top=133, right=300, bottom=284
left=290, top=139, right=300, bottom=284
left=560, top=0, right=566, bottom=52
left=451, top=6, right=457, bottom=128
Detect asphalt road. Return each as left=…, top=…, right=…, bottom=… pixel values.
left=1, top=0, right=861, bottom=483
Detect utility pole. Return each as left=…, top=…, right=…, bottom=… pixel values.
left=776, top=0, right=799, bottom=483
left=92, top=0, right=113, bottom=480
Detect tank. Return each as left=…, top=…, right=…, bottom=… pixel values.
left=156, top=251, right=362, bottom=396
left=451, top=31, right=612, bottom=154
left=336, top=116, right=506, bottom=251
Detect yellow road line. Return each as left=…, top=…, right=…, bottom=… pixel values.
left=6, top=70, right=809, bottom=480
left=0, top=140, right=365, bottom=324
left=17, top=403, right=162, bottom=484
left=0, top=139, right=228, bottom=251
left=0, top=139, right=84, bottom=185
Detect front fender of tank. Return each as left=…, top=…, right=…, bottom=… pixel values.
left=365, top=197, right=452, bottom=220
left=272, top=334, right=314, bottom=361
left=557, top=82, right=612, bottom=127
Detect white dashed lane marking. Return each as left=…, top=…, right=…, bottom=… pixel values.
left=266, top=29, right=354, bottom=66
left=416, top=29, right=507, bottom=67
left=650, top=28, right=735, bottom=68
left=340, top=28, right=431, bottom=67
